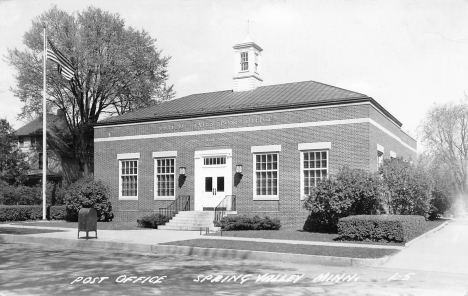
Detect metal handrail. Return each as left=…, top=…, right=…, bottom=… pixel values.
left=159, top=195, right=191, bottom=220
left=214, top=195, right=236, bottom=222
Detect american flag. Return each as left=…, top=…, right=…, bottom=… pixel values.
left=46, top=38, right=75, bottom=81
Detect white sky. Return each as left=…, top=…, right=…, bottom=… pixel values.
left=1, top=0, right=468, bottom=151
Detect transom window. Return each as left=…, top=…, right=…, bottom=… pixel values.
left=156, top=158, right=175, bottom=197
left=255, top=153, right=278, bottom=196
left=241, top=52, right=248, bottom=71
left=303, top=151, right=328, bottom=195
left=204, top=157, right=226, bottom=166
left=120, top=160, right=138, bottom=197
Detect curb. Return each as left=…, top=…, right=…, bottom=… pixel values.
left=405, top=220, right=451, bottom=247
left=0, top=233, right=389, bottom=267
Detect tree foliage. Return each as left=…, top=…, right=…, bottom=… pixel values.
left=0, top=119, right=30, bottom=184
left=419, top=98, right=468, bottom=211
left=303, top=167, right=386, bottom=232
left=6, top=6, right=175, bottom=175
left=379, top=157, right=433, bottom=218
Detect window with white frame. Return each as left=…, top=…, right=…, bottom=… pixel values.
left=302, top=151, right=328, bottom=196
left=120, top=159, right=138, bottom=199
left=254, top=153, right=278, bottom=197
left=155, top=158, right=175, bottom=198
left=254, top=52, right=259, bottom=73
left=241, top=52, right=248, bottom=71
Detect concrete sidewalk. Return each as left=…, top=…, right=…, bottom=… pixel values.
left=381, top=218, right=468, bottom=274
left=0, top=223, right=398, bottom=267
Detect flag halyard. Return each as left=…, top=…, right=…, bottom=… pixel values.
left=46, top=38, right=75, bottom=81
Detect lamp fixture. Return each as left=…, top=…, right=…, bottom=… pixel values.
left=179, top=167, right=186, bottom=176
left=236, top=164, right=243, bottom=174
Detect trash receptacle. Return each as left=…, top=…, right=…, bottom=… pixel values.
left=78, top=208, right=97, bottom=239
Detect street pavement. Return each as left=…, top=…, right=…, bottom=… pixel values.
left=1, top=242, right=468, bottom=296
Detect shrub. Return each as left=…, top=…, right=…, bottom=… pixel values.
left=49, top=205, right=67, bottom=220
left=428, top=190, right=452, bottom=220
left=0, top=181, right=55, bottom=205
left=303, top=167, right=386, bottom=233
left=338, top=215, right=425, bottom=243
left=137, top=213, right=169, bottom=228
left=0, top=205, right=43, bottom=221
left=217, top=215, right=281, bottom=231
left=380, top=158, right=433, bottom=218
left=64, top=177, right=114, bottom=222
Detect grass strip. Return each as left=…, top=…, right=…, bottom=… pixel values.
left=0, top=227, right=66, bottom=235
left=162, top=239, right=399, bottom=258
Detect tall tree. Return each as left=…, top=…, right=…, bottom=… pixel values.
left=6, top=6, right=175, bottom=175
left=419, top=98, right=468, bottom=211
left=0, top=119, right=30, bottom=184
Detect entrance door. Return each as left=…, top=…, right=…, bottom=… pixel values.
left=194, top=149, right=232, bottom=211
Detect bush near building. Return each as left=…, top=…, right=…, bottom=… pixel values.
left=337, top=215, right=425, bottom=243
left=379, top=157, right=433, bottom=219
left=216, top=215, right=281, bottom=231
left=303, top=167, right=386, bottom=233
left=64, top=177, right=114, bottom=222
left=137, top=213, right=169, bottom=228
left=0, top=205, right=66, bottom=221
left=0, top=180, right=55, bottom=205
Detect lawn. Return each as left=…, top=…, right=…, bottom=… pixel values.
left=162, top=239, right=399, bottom=258
left=7, top=221, right=143, bottom=230
left=0, top=227, right=66, bottom=235
left=205, top=218, right=450, bottom=245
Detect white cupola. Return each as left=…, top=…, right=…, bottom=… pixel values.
left=232, top=34, right=263, bottom=92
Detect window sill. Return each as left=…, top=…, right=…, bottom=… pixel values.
left=253, top=196, right=279, bottom=201
left=119, top=196, right=138, bottom=201
left=154, top=196, right=176, bottom=201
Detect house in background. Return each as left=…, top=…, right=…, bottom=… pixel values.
left=16, top=110, right=81, bottom=185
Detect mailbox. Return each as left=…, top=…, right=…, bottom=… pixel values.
left=78, top=208, right=98, bottom=239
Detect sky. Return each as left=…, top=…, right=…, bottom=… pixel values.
left=1, top=0, right=468, bottom=151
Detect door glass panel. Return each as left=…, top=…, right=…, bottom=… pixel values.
left=217, top=177, right=225, bottom=192
left=205, top=177, right=212, bottom=192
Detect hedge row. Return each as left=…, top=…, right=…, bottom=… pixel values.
left=337, top=215, right=425, bottom=243
left=216, top=215, right=281, bottom=231
left=0, top=205, right=67, bottom=222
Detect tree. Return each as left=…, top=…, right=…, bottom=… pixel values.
left=419, top=98, right=468, bottom=212
left=6, top=6, right=175, bottom=175
left=0, top=119, right=30, bottom=184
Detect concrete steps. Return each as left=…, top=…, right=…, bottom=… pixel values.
left=158, top=211, right=220, bottom=231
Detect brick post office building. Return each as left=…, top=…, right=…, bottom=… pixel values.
left=94, top=36, right=417, bottom=230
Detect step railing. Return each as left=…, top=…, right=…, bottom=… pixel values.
left=214, top=195, right=236, bottom=222
left=159, top=195, right=191, bottom=220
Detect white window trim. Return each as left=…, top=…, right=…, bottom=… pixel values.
left=251, top=145, right=282, bottom=153
left=390, top=151, right=396, bottom=159
left=119, top=157, right=139, bottom=200
left=377, top=144, right=385, bottom=153
left=252, top=150, right=280, bottom=201
left=117, top=152, right=140, bottom=160
left=153, top=151, right=177, bottom=158
left=154, top=156, right=176, bottom=201
left=299, top=146, right=330, bottom=200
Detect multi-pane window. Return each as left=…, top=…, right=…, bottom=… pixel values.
left=156, top=158, right=175, bottom=197
left=204, top=157, right=226, bottom=166
left=241, top=52, right=248, bottom=71
left=255, top=53, right=259, bottom=73
left=303, top=151, right=328, bottom=195
left=255, top=153, right=278, bottom=196
left=120, top=160, right=138, bottom=197
left=377, top=151, right=384, bottom=167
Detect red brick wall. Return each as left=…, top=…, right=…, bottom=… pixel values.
left=94, top=103, right=417, bottom=230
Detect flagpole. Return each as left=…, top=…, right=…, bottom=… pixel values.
left=42, top=25, right=47, bottom=220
